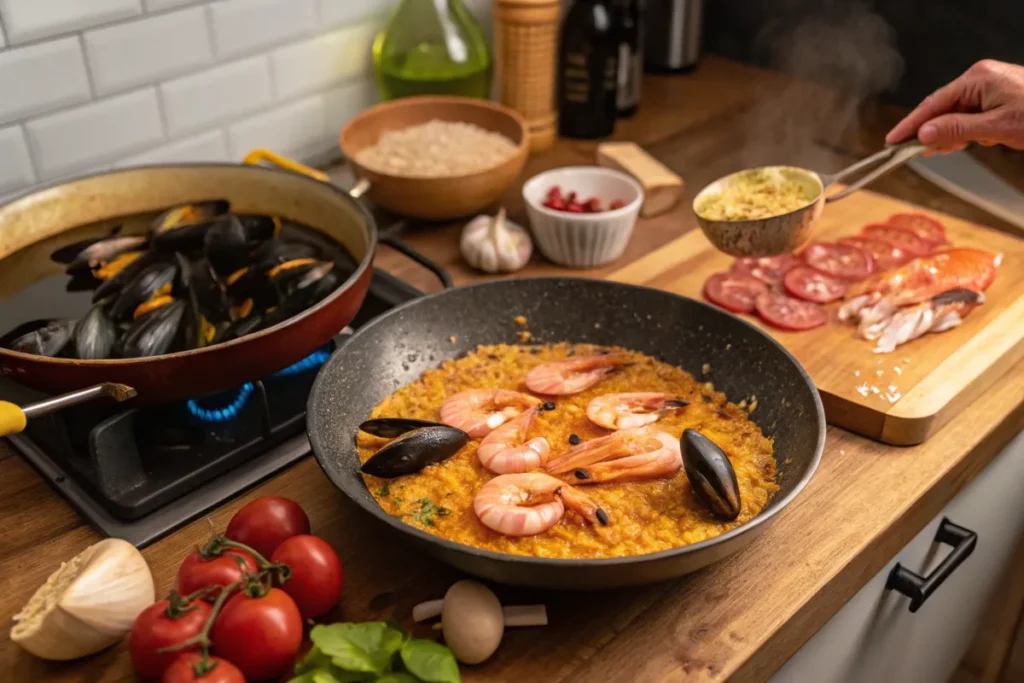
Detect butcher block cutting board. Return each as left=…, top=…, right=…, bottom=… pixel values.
left=609, top=189, right=1024, bottom=445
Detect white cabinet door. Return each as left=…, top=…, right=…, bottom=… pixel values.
left=771, top=431, right=1024, bottom=683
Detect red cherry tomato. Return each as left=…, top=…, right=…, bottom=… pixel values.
left=861, top=224, right=931, bottom=256
left=801, top=242, right=873, bottom=280
left=838, top=237, right=910, bottom=272
left=212, top=588, right=303, bottom=682
left=161, top=654, right=245, bottom=683
left=703, top=272, right=768, bottom=314
left=225, top=495, right=310, bottom=559
left=176, top=549, right=257, bottom=600
left=783, top=266, right=847, bottom=303
left=887, top=213, right=946, bottom=245
left=755, top=292, right=828, bottom=331
left=609, top=199, right=627, bottom=210
left=130, top=598, right=213, bottom=680
left=731, top=254, right=801, bottom=285
left=271, top=535, right=344, bottom=619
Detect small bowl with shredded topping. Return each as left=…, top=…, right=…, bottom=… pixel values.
left=341, top=96, right=528, bottom=221
left=693, top=166, right=823, bottom=257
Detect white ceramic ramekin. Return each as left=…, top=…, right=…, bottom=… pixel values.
left=522, top=166, right=644, bottom=268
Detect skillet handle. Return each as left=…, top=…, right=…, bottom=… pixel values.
left=0, top=401, right=27, bottom=437
left=243, top=149, right=331, bottom=183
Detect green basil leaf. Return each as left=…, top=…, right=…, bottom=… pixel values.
left=399, top=639, right=461, bottom=683
left=311, top=623, right=406, bottom=674
left=288, top=666, right=372, bottom=683
left=376, top=674, right=419, bottom=683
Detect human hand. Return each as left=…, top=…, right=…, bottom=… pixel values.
left=886, top=59, right=1024, bottom=152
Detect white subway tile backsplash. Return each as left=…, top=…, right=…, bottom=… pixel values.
left=116, top=129, right=229, bottom=166
left=318, top=0, right=392, bottom=27
left=323, top=79, right=378, bottom=137
left=26, top=89, right=164, bottom=179
left=0, top=38, right=91, bottom=125
left=0, top=22, right=6, bottom=48
left=161, top=56, right=271, bottom=137
left=85, top=8, right=213, bottom=96
left=228, top=95, right=326, bottom=161
left=271, top=23, right=375, bottom=100
left=0, top=0, right=141, bottom=45
left=209, top=0, right=318, bottom=59
left=0, top=126, right=36, bottom=194
left=144, top=0, right=198, bottom=11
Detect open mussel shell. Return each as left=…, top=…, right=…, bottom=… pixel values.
left=360, top=425, right=469, bottom=478
left=74, top=303, right=118, bottom=360
left=149, top=199, right=231, bottom=251
left=120, top=299, right=186, bottom=358
left=204, top=215, right=253, bottom=277
left=681, top=428, right=742, bottom=521
left=359, top=418, right=449, bottom=438
left=64, top=235, right=147, bottom=274
left=109, top=261, right=178, bottom=320
left=251, top=238, right=319, bottom=273
left=92, top=249, right=161, bottom=303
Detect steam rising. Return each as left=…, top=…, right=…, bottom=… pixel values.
left=741, top=1, right=905, bottom=167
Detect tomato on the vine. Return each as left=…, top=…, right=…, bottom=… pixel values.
left=225, top=496, right=310, bottom=558
left=212, top=587, right=303, bottom=681
left=271, top=534, right=344, bottom=619
left=176, top=548, right=257, bottom=600
left=161, top=654, right=245, bottom=683
left=130, top=596, right=213, bottom=680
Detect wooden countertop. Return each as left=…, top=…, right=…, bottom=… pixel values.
left=2, top=56, right=1023, bottom=682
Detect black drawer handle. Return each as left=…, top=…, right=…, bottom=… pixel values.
left=886, top=518, right=977, bottom=613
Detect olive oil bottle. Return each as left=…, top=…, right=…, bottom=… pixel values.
left=373, top=0, right=493, bottom=100
left=558, top=0, right=619, bottom=139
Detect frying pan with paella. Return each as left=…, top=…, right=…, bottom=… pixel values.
left=308, top=278, right=825, bottom=589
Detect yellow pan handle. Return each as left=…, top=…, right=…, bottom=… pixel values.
left=243, top=149, right=330, bottom=183
left=0, top=401, right=27, bottom=438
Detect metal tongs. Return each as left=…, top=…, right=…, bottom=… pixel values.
left=819, top=140, right=930, bottom=203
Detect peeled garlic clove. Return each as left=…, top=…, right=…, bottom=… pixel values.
left=460, top=208, right=532, bottom=274
left=11, top=538, right=154, bottom=661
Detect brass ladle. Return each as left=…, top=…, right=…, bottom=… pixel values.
left=693, top=140, right=931, bottom=257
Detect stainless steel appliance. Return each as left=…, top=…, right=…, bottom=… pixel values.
left=644, top=0, right=704, bottom=73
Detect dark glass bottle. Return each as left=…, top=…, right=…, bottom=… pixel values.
left=615, top=0, right=643, bottom=118
left=558, top=0, right=619, bottom=139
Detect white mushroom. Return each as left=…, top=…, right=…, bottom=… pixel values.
left=440, top=580, right=504, bottom=665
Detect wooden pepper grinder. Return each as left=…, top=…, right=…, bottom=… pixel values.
left=492, top=0, right=561, bottom=152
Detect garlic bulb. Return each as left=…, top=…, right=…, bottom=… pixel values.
left=11, top=538, right=154, bottom=661
left=460, top=208, right=532, bottom=274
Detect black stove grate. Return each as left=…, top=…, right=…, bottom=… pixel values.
left=2, top=268, right=422, bottom=546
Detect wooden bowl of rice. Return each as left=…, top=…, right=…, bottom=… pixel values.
left=340, top=96, right=529, bottom=221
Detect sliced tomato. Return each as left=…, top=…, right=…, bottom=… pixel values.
left=861, top=223, right=931, bottom=256
left=801, top=242, right=873, bottom=280
left=731, top=254, right=801, bottom=285
left=887, top=213, right=946, bottom=245
left=704, top=272, right=768, bottom=314
left=755, top=292, right=828, bottom=331
left=838, top=237, right=911, bottom=272
left=783, top=266, right=847, bottom=303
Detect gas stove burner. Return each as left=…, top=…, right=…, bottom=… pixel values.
left=185, top=345, right=334, bottom=423
left=187, top=382, right=254, bottom=423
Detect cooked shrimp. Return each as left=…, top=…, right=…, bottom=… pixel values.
left=524, top=353, right=633, bottom=395
left=473, top=472, right=608, bottom=536
left=440, top=389, right=541, bottom=438
left=587, top=392, right=689, bottom=430
left=545, top=427, right=682, bottom=484
left=477, top=408, right=551, bottom=474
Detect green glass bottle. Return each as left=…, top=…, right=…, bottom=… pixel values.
left=373, top=0, right=493, bottom=100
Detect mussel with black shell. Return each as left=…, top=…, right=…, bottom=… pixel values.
left=4, top=320, right=76, bottom=357
left=149, top=199, right=231, bottom=252
left=681, top=428, right=742, bottom=521
left=119, top=298, right=187, bottom=358
left=109, top=261, right=179, bottom=320
left=73, top=302, right=118, bottom=360
left=359, top=419, right=469, bottom=478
